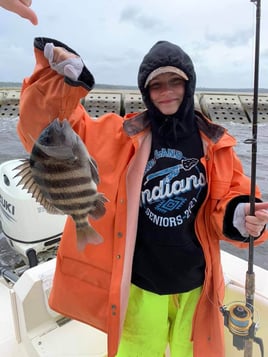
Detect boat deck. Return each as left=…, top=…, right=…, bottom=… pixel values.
left=1, top=251, right=267, bottom=357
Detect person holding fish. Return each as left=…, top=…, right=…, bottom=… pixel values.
left=17, top=37, right=268, bottom=357
left=0, top=0, right=38, bottom=24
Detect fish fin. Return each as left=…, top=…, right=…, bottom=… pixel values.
left=13, top=159, right=64, bottom=215
left=89, top=193, right=109, bottom=219
left=88, top=156, right=100, bottom=184
left=76, top=225, right=104, bottom=251
left=13, top=159, right=31, bottom=175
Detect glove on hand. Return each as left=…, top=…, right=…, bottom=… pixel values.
left=233, top=203, right=249, bottom=238
left=44, top=42, right=83, bottom=81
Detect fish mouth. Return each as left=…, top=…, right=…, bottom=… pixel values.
left=52, top=118, right=70, bottom=132
left=61, top=119, right=71, bottom=129
left=50, top=119, right=74, bottom=144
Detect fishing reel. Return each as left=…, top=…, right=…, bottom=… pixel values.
left=220, top=302, right=264, bottom=357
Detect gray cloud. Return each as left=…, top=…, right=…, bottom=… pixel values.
left=205, top=29, right=253, bottom=47
left=119, top=5, right=166, bottom=31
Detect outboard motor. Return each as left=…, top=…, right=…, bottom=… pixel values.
left=0, top=159, right=66, bottom=267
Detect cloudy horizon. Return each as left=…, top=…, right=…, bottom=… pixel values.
left=0, top=0, right=267, bottom=89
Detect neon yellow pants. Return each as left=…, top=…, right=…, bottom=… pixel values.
left=116, top=284, right=202, bottom=357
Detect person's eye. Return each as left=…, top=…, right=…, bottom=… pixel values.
left=149, top=82, right=161, bottom=90
left=170, top=78, right=183, bottom=86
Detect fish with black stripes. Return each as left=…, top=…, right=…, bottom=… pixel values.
left=14, top=118, right=108, bottom=251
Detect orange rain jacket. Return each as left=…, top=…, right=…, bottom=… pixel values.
left=17, top=39, right=268, bottom=357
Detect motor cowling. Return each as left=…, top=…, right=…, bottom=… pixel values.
left=0, top=159, right=66, bottom=262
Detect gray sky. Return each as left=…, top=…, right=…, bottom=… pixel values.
left=0, top=0, right=268, bottom=88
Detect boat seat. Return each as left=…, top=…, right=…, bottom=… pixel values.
left=11, top=259, right=107, bottom=356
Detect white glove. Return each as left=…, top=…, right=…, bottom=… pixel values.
left=233, top=203, right=249, bottom=238
left=44, top=42, right=83, bottom=81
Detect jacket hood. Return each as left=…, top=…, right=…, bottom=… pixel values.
left=137, top=41, right=197, bottom=143
left=138, top=41, right=196, bottom=106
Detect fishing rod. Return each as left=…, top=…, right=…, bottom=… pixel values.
left=220, top=1, right=264, bottom=356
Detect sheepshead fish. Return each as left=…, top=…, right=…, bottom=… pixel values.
left=14, top=118, right=108, bottom=251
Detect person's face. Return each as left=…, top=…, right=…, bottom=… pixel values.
left=148, top=72, right=186, bottom=115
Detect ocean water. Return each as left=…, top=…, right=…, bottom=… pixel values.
left=0, top=116, right=268, bottom=270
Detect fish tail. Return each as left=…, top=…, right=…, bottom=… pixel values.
left=76, top=224, right=104, bottom=251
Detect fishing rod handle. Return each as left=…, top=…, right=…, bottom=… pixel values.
left=244, top=340, right=253, bottom=357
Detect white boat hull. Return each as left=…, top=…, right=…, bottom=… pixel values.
left=1, top=251, right=267, bottom=357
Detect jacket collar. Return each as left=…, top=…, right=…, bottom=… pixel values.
left=195, top=111, right=226, bottom=143
left=123, top=111, right=151, bottom=136
left=123, top=109, right=227, bottom=144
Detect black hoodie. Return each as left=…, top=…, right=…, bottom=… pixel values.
left=138, top=40, right=197, bottom=143
left=131, top=41, right=207, bottom=294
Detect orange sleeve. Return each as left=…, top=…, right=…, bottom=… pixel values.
left=17, top=41, right=92, bottom=152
